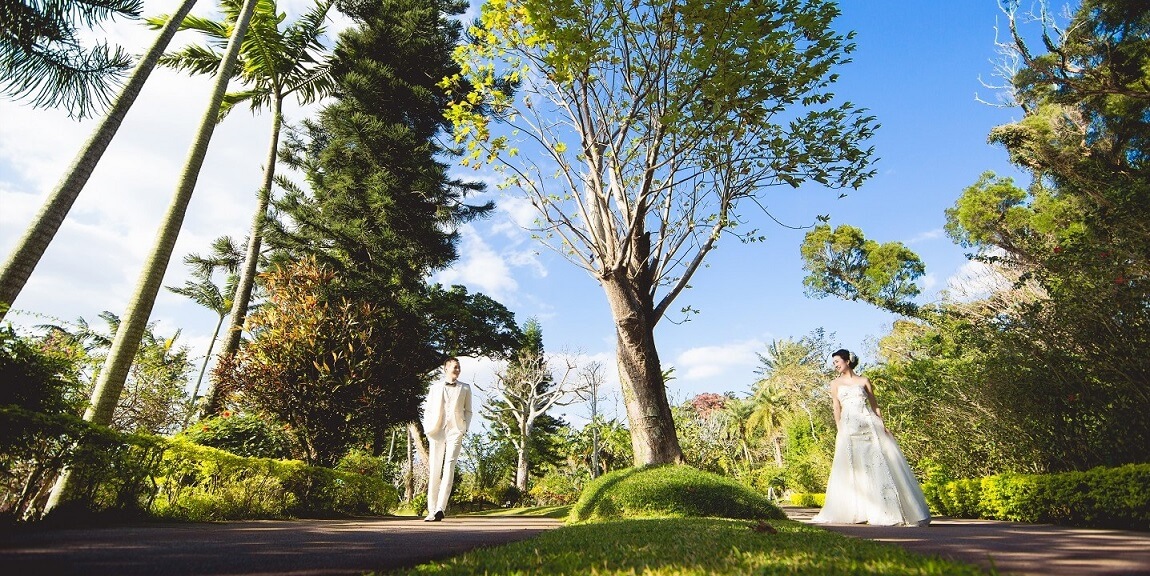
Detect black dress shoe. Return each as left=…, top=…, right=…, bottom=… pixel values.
left=433, top=510, right=444, bottom=521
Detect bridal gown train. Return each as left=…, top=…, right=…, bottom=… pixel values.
left=812, top=384, right=931, bottom=526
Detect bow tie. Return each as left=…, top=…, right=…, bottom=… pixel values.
left=444, top=381, right=458, bottom=387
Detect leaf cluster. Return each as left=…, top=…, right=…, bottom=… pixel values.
left=0, top=0, right=140, bottom=118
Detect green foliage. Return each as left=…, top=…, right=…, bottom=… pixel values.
left=393, top=517, right=982, bottom=575
left=922, top=463, right=1150, bottom=531
left=0, top=406, right=396, bottom=523
left=788, top=492, right=825, bottom=507
left=781, top=417, right=833, bottom=493
left=214, top=258, right=426, bottom=467
left=568, top=465, right=785, bottom=523
left=0, top=0, right=140, bottom=118
left=0, top=325, right=86, bottom=415
left=799, top=224, right=925, bottom=316
left=270, top=0, right=492, bottom=293
left=29, top=313, right=194, bottom=435
left=528, top=468, right=584, bottom=506
left=149, top=0, right=335, bottom=119
left=179, top=411, right=294, bottom=459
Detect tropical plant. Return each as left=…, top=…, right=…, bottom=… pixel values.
left=166, top=237, right=241, bottom=426
left=443, top=0, right=878, bottom=464
left=0, top=0, right=140, bottom=117
left=46, top=0, right=261, bottom=512
left=147, top=0, right=336, bottom=416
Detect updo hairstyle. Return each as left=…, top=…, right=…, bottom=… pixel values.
left=832, top=349, right=858, bottom=370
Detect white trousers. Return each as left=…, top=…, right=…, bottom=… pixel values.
left=427, top=430, right=464, bottom=513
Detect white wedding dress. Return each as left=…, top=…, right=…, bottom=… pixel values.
left=812, top=384, right=931, bottom=526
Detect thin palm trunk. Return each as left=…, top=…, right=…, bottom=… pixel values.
left=204, top=96, right=282, bottom=415
left=182, top=311, right=224, bottom=429
left=0, top=0, right=201, bottom=319
left=44, top=0, right=261, bottom=514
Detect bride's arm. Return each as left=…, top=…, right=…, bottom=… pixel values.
left=863, top=379, right=886, bottom=429
left=830, top=381, right=841, bottom=426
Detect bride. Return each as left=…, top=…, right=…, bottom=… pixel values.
left=812, top=349, right=931, bottom=526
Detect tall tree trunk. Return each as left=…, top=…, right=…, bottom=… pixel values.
left=203, top=97, right=283, bottom=416
left=601, top=276, right=684, bottom=466
left=0, top=0, right=201, bottom=320
left=44, top=0, right=261, bottom=514
left=515, top=419, right=532, bottom=492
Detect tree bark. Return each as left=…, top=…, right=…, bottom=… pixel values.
left=0, top=0, right=201, bottom=319
left=601, top=276, right=684, bottom=466
left=204, top=97, right=283, bottom=416
left=43, top=0, right=260, bottom=514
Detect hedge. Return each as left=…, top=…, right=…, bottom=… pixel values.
left=0, top=406, right=397, bottom=522
left=922, top=463, right=1150, bottom=531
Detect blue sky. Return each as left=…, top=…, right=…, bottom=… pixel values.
left=0, top=0, right=1038, bottom=425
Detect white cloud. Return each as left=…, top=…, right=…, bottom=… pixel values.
left=435, top=224, right=518, bottom=299
left=674, top=338, right=764, bottom=383
left=906, top=228, right=944, bottom=244
left=921, top=272, right=938, bottom=291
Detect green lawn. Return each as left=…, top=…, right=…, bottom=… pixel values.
left=384, top=516, right=985, bottom=575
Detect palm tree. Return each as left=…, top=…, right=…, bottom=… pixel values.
left=0, top=0, right=202, bottom=321
left=148, top=0, right=334, bottom=416
left=166, top=237, right=242, bottom=427
left=747, top=381, right=788, bottom=467
left=0, top=0, right=141, bottom=117
left=720, top=396, right=756, bottom=472
left=44, top=0, right=262, bottom=514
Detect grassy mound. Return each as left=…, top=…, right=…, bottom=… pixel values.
left=568, top=464, right=785, bottom=523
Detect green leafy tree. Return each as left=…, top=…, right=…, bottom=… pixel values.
left=37, top=312, right=193, bottom=434
left=0, top=0, right=200, bottom=319
left=0, top=0, right=140, bottom=116
left=749, top=331, right=835, bottom=465
left=215, top=257, right=424, bottom=466
left=147, top=0, right=336, bottom=411
left=800, top=224, right=926, bottom=316
left=929, top=0, right=1150, bottom=470
left=444, top=0, right=877, bottom=465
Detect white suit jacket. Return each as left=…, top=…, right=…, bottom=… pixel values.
left=422, top=380, right=473, bottom=438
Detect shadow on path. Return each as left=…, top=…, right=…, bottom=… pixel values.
left=785, top=506, right=1150, bottom=575
left=0, top=515, right=562, bottom=575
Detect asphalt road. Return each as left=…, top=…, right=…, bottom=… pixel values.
left=785, top=507, right=1150, bottom=575
left=0, top=515, right=561, bottom=575
left=4, top=509, right=1148, bottom=575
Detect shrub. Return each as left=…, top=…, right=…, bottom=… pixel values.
left=568, top=464, right=786, bottom=523
left=923, top=463, right=1150, bottom=530
left=179, top=412, right=294, bottom=459
left=789, top=492, right=825, bottom=507
left=528, top=471, right=583, bottom=506
left=1, top=407, right=397, bottom=523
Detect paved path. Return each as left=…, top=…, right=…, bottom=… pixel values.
left=784, top=506, right=1150, bottom=575
left=5, top=510, right=1148, bottom=575
left=0, top=516, right=561, bottom=575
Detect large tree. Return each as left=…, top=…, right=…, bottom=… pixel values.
left=444, top=0, right=877, bottom=464
left=802, top=0, right=1150, bottom=474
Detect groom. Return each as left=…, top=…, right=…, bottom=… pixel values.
left=422, top=357, right=473, bottom=521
